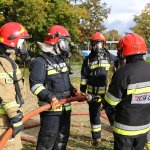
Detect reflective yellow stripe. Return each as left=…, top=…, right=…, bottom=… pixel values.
left=13, top=121, right=22, bottom=127
left=113, top=126, right=150, bottom=136
left=4, top=101, right=19, bottom=110
left=48, top=67, right=68, bottom=75
left=104, top=95, right=119, bottom=106
left=80, top=82, right=87, bottom=85
left=92, top=127, right=101, bottom=132
left=127, top=87, right=150, bottom=95
left=80, top=79, right=87, bottom=85
left=145, top=142, right=150, bottom=150
left=34, top=86, right=45, bottom=95
left=0, top=108, right=6, bottom=114
left=87, top=88, right=105, bottom=94
left=97, top=90, right=105, bottom=94
left=87, top=87, right=105, bottom=94
left=0, top=69, right=21, bottom=78
left=90, top=64, right=110, bottom=70
left=97, top=98, right=102, bottom=102
left=65, top=105, right=72, bottom=111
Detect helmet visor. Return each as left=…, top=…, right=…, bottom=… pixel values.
left=17, top=39, right=28, bottom=50
left=93, top=41, right=103, bottom=51
left=58, top=39, right=70, bottom=53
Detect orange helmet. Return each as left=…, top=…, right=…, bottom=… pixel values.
left=0, top=22, right=30, bottom=48
left=117, top=33, right=147, bottom=57
left=91, top=32, right=106, bottom=44
left=44, top=25, right=70, bottom=45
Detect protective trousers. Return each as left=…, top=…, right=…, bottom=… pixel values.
left=88, top=101, right=101, bottom=140
left=36, top=111, right=71, bottom=150
left=114, top=133, right=147, bottom=150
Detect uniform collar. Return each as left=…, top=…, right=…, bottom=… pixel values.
left=126, top=54, right=144, bottom=63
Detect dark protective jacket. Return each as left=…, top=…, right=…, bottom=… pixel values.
left=29, top=53, right=74, bottom=114
left=105, top=55, right=150, bottom=137
left=80, top=50, right=117, bottom=95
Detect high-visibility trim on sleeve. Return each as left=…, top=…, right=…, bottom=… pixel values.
left=80, top=79, right=87, bottom=85
left=105, top=92, right=120, bottom=106
left=13, top=121, right=23, bottom=127
left=34, top=86, right=46, bottom=95
left=4, top=101, right=19, bottom=110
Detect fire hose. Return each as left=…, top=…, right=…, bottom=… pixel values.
left=0, top=95, right=87, bottom=150
left=24, top=112, right=108, bottom=130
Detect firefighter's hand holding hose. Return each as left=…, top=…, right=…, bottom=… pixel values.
left=10, top=112, right=24, bottom=138
left=50, top=97, right=61, bottom=109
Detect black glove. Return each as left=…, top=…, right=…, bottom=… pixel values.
left=87, top=94, right=101, bottom=102
left=10, top=113, right=24, bottom=138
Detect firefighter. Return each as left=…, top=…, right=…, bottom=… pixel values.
left=0, top=22, right=31, bottom=149
left=29, top=25, right=78, bottom=150
left=104, top=33, right=150, bottom=150
left=80, top=32, right=117, bottom=146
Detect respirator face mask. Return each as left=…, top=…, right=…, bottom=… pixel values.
left=57, top=38, right=71, bottom=58
left=93, top=41, right=103, bottom=52
left=16, top=39, right=28, bottom=56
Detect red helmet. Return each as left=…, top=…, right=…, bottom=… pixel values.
left=0, top=22, right=30, bottom=48
left=117, top=33, right=147, bottom=57
left=44, top=25, right=70, bottom=45
left=91, top=32, right=106, bottom=44
left=117, top=38, right=123, bottom=51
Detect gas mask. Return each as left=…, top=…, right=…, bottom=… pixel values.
left=57, top=38, right=72, bottom=58
left=93, top=41, right=104, bottom=52
left=15, top=39, right=29, bottom=56
left=15, top=39, right=31, bottom=64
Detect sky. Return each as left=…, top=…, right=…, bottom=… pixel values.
left=102, top=0, right=149, bottom=35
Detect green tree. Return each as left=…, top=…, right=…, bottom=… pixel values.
left=130, top=3, right=150, bottom=42
left=0, top=0, right=87, bottom=55
left=79, top=0, right=110, bottom=42
left=104, top=29, right=122, bottom=41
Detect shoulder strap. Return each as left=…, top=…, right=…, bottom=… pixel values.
left=0, top=54, right=24, bottom=107
left=39, top=53, right=54, bottom=67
